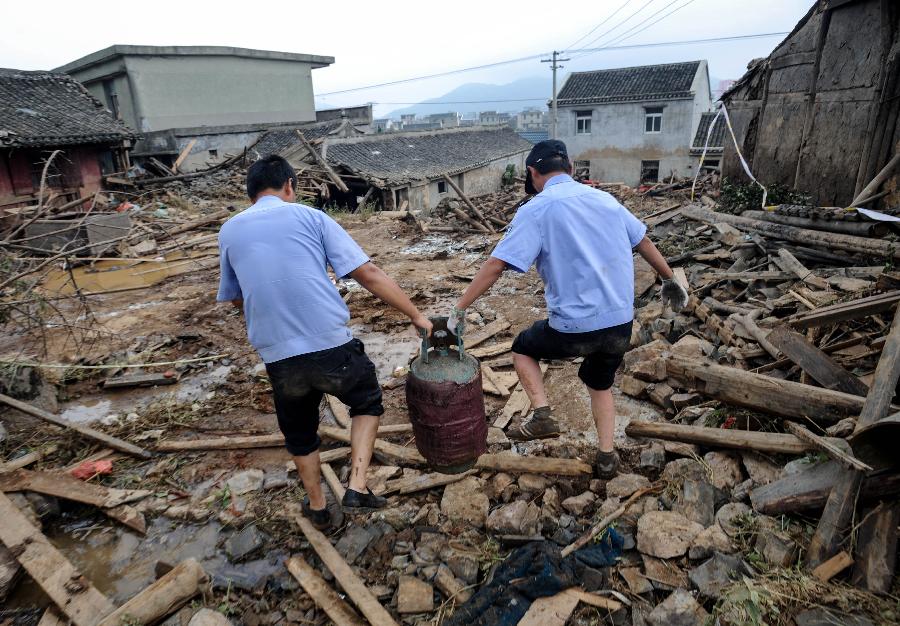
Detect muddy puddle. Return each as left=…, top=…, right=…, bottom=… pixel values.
left=58, top=364, right=233, bottom=424
left=350, top=325, right=420, bottom=382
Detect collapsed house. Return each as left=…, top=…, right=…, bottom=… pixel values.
left=0, top=68, right=135, bottom=213
left=721, top=0, right=900, bottom=206
left=690, top=111, right=726, bottom=172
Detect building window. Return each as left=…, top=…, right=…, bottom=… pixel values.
left=573, top=160, right=590, bottom=180
left=640, top=160, right=660, bottom=184
left=575, top=110, right=592, bottom=135
left=208, top=149, right=218, bottom=159
left=645, top=107, right=663, bottom=133
left=437, top=181, right=447, bottom=194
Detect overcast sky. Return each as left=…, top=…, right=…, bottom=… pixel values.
left=3, top=0, right=813, bottom=116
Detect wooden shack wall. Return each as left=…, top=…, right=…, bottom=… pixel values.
left=722, top=0, right=900, bottom=207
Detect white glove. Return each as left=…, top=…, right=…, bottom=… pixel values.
left=447, top=307, right=466, bottom=336
left=660, top=279, right=689, bottom=312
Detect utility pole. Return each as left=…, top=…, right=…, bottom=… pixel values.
left=542, top=50, right=569, bottom=139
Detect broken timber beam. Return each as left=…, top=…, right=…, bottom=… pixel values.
left=786, top=291, right=900, bottom=329
left=156, top=424, right=413, bottom=451
left=0, top=393, right=151, bottom=459
left=807, top=308, right=900, bottom=570
left=767, top=325, right=869, bottom=397
left=783, top=422, right=871, bottom=472
left=626, top=421, right=815, bottom=455
left=96, top=558, right=207, bottom=626
left=775, top=248, right=830, bottom=290
left=290, top=505, right=400, bottom=626
left=286, top=557, right=365, bottom=626
left=849, top=502, right=900, bottom=593
left=295, top=131, right=349, bottom=193
left=0, top=491, right=115, bottom=626
left=665, top=354, right=869, bottom=423
left=441, top=174, right=494, bottom=232
left=681, top=204, right=900, bottom=259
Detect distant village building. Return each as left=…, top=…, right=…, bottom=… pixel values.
left=721, top=0, right=900, bottom=206
left=0, top=68, right=135, bottom=210
left=427, top=112, right=460, bottom=128
left=517, top=108, right=548, bottom=131
left=322, top=127, right=531, bottom=211
left=373, top=118, right=395, bottom=133
left=55, top=45, right=335, bottom=172
left=555, top=60, right=712, bottom=185
left=478, top=111, right=501, bottom=126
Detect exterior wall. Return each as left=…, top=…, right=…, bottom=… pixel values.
left=175, top=131, right=264, bottom=171
left=0, top=145, right=106, bottom=209
left=558, top=98, right=698, bottom=185
left=721, top=0, right=898, bottom=206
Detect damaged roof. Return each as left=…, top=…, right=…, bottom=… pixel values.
left=324, top=127, right=532, bottom=186
left=0, top=68, right=136, bottom=148
left=557, top=61, right=702, bottom=105
left=250, top=119, right=366, bottom=158
left=691, top=111, right=727, bottom=154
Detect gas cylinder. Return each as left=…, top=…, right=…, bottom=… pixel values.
left=406, top=317, right=487, bottom=473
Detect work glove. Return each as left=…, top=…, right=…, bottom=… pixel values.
left=660, top=279, right=689, bottom=312
left=447, top=306, right=466, bottom=336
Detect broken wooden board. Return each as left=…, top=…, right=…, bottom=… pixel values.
left=103, top=372, right=178, bottom=389
left=482, top=365, right=510, bottom=397
left=469, top=339, right=514, bottom=359
left=0, top=393, right=151, bottom=458
left=383, top=469, right=477, bottom=495
left=775, top=248, right=830, bottom=290
left=465, top=318, right=510, bottom=350
left=321, top=463, right=346, bottom=501
left=319, top=426, right=426, bottom=466
left=286, top=556, right=365, bottom=626
left=0, top=469, right=149, bottom=533
left=850, top=502, right=900, bottom=593
left=475, top=453, right=591, bottom=476
left=95, top=558, right=206, bottom=626
left=290, top=505, right=400, bottom=626
left=625, top=420, right=814, bottom=455
left=634, top=255, right=657, bottom=297
left=157, top=424, right=413, bottom=452
left=783, top=422, right=871, bottom=472
left=518, top=588, right=622, bottom=626
left=0, top=444, right=58, bottom=474
left=768, top=325, right=869, bottom=397
left=787, top=290, right=900, bottom=329
left=494, top=362, right=547, bottom=428
left=0, top=491, right=115, bottom=626
left=326, top=394, right=351, bottom=428
left=813, top=551, right=854, bottom=583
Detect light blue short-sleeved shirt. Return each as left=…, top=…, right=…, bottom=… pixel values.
left=491, top=174, right=647, bottom=333
left=217, top=195, right=369, bottom=363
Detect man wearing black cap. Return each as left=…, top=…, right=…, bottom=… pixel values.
left=449, top=139, right=687, bottom=478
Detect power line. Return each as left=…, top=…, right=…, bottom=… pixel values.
left=373, top=98, right=547, bottom=105
left=570, top=0, right=689, bottom=60
left=565, top=0, right=657, bottom=55
left=315, top=32, right=788, bottom=97
left=563, top=0, right=635, bottom=51
left=604, top=0, right=699, bottom=50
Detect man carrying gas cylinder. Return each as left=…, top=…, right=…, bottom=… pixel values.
left=450, top=140, right=688, bottom=479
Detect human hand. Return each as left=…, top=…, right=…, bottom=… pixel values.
left=660, top=279, right=689, bottom=312
left=447, top=306, right=466, bottom=336
left=412, top=314, right=433, bottom=337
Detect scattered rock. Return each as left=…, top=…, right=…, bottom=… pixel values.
left=165, top=504, right=212, bottom=522
left=715, top=502, right=752, bottom=538
left=225, top=469, right=265, bottom=495
left=336, top=525, right=379, bottom=565
left=794, top=608, right=875, bottom=626
left=397, top=576, right=434, bottom=614
left=620, top=566, right=653, bottom=595
left=688, top=553, right=752, bottom=599
left=262, top=471, right=291, bottom=491
left=434, top=564, right=471, bottom=603
left=647, top=589, right=709, bottom=626
left=542, top=487, right=560, bottom=517
left=673, top=479, right=716, bottom=527
left=703, top=452, right=743, bottom=491
left=755, top=529, right=798, bottom=567
left=661, top=458, right=707, bottom=484
left=188, top=609, right=233, bottom=626
left=446, top=553, right=479, bottom=585
left=637, top=511, right=704, bottom=559
left=517, top=474, right=547, bottom=492
left=639, top=442, right=666, bottom=471
left=561, top=491, right=596, bottom=516
left=647, top=382, right=675, bottom=410
left=621, top=375, right=650, bottom=398
left=731, top=478, right=753, bottom=502
left=606, top=473, right=651, bottom=499
left=689, top=524, right=734, bottom=560
left=741, top=452, right=781, bottom=486
left=441, top=477, right=489, bottom=527
left=671, top=335, right=713, bottom=359
left=487, top=427, right=510, bottom=446
left=486, top=500, right=540, bottom=535
left=662, top=440, right=701, bottom=458
left=225, top=524, right=266, bottom=562
left=490, top=473, right=514, bottom=496
left=642, top=555, right=689, bottom=591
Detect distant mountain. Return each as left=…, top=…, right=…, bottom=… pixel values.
left=386, top=76, right=551, bottom=118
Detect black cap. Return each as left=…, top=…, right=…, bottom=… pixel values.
left=524, top=139, right=569, bottom=194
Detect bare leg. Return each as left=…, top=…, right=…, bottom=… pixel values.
left=348, top=414, right=379, bottom=492
left=292, top=450, right=326, bottom=509
left=514, top=352, right=549, bottom=408
left=588, top=387, right=615, bottom=452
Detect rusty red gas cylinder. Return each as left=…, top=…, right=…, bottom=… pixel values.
left=406, top=317, right=487, bottom=473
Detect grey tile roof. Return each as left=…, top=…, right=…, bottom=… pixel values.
left=691, top=111, right=726, bottom=153
left=557, top=61, right=702, bottom=105
left=0, top=68, right=136, bottom=148
left=324, top=127, right=532, bottom=186
left=249, top=120, right=360, bottom=158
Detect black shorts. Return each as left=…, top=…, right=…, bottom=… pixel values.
left=511, top=320, right=632, bottom=391
left=265, top=338, right=383, bottom=456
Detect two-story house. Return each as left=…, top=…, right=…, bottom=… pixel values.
left=556, top=60, right=712, bottom=185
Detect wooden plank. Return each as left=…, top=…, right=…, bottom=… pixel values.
left=296, top=131, right=349, bottom=193
left=812, top=551, right=854, bottom=583
left=172, top=139, right=197, bottom=173
left=465, top=318, right=510, bottom=349
left=0, top=393, right=151, bottom=459
left=776, top=248, right=830, bottom=289
left=286, top=556, right=365, bottom=626
left=768, top=326, right=869, bottom=397
left=290, top=505, right=400, bottom=626
left=442, top=174, right=494, bottom=232
left=517, top=590, right=580, bottom=626
left=0, top=491, right=115, bottom=625
left=475, top=453, right=591, bottom=476
left=626, top=421, right=814, bottom=455
left=469, top=339, right=514, bottom=359
left=494, top=362, right=547, bottom=428
left=384, top=469, right=477, bottom=495
left=644, top=204, right=683, bottom=228
left=319, top=426, right=426, bottom=466
left=666, top=355, right=868, bottom=423
left=103, top=372, right=178, bottom=389
left=734, top=314, right=781, bottom=360
left=157, top=424, right=413, bottom=452
left=482, top=365, right=510, bottom=397
left=36, top=608, right=66, bottom=626
left=326, top=395, right=351, bottom=428
left=807, top=309, right=900, bottom=568
left=783, top=422, right=871, bottom=472
left=567, top=589, right=623, bottom=612
left=0, top=444, right=58, bottom=474
left=787, top=291, right=900, bottom=329
left=321, top=462, right=345, bottom=501
left=96, top=559, right=206, bottom=626
left=0, top=469, right=149, bottom=533
left=850, top=502, right=900, bottom=593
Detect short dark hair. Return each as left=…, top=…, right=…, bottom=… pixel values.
left=532, top=154, right=571, bottom=175
left=246, top=155, right=297, bottom=199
